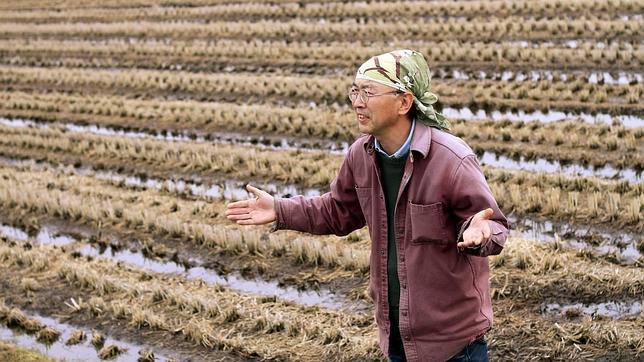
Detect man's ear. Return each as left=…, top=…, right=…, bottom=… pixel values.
left=398, top=92, right=414, bottom=116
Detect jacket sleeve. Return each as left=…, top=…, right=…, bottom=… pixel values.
left=448, top=154, right=508, bottom=256
left=272, top=147, right=366, bottom=236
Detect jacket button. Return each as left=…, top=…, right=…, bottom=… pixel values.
left=402, top=310, right=408, bottom=316
left=404, top=335, right=411, bottom=341
left=402, top=284, right=407, bottom=289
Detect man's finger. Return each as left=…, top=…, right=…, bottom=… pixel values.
left=473, top=208, right=494, bottom=222
left=465, top=232, right=483, bottom=246
left=237, top=218, right=260, bottom=225
left=224, top=207, right=251, bottom=216
left=457, top=240, right=476, bottom=250
left=481, top=222, right=491, bottom=239
left=457, top=238, right=480, bottom=250
left=227, top=213, right=252, bottom=221
left=246, top=184, right=266, bottom=198
left=226, top=199, right=250, bottom=209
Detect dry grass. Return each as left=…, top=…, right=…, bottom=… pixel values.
left=0, top=66, right=641, bottom=115
left=66, top=330, right=86, bottom=345
left=98, top=344, right=127, bottom=360
left=0, top=128, right=640, bottom=231
left=1, top=231, right=642, bottom=360
left=0, top=17, right=638, bottom=43
left=36, top=327, right=61, bottom=344
left=91, top=330, right=106, bottom=348
left=0, top=341, right=55, bottom=362
left=0, top=2, right=641, bottom=358
left=1, top=38, right=639, bottom=73
left=1, top=0, right=638, bottom=23
left=137, top=349, right=155, bottom=362
left=0, top=90, right=640, bottom=169
left=0, top=164, right=372, bottom=272
left=489, top=237, right=643, bottom=302
left=0, top=241, right=381, bottom=361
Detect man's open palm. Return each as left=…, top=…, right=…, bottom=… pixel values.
left=457, top=208, right=493, bottom=251
left=225, top=185, right=276, bottom=225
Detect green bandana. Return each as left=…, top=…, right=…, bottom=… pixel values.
left=355, top=49, right=450, bottom=131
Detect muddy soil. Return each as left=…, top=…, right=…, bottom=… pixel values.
left=0, top=210, right=370, bottom=306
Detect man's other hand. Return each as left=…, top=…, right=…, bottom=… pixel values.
left=457, top=208, right=493, bottom=251
left=225, top=185, right=276, bottom=225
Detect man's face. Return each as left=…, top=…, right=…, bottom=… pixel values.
left=350, top=79, right=401, bottom=137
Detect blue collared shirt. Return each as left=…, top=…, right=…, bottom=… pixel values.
left=374, top=118, right=416, bottom=159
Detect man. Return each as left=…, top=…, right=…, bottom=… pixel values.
left=226, top=50, right=508, bottom=362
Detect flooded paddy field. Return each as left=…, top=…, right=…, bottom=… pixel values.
left=0, top=0, right=642, bottom=361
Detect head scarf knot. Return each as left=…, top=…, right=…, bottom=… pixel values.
left=355, top=49, right=450, bottom=131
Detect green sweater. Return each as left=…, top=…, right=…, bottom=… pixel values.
left=376, top=152, right=407, bottom=313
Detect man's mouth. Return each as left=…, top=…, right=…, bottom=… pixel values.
left=357, top=114, right=369, bottom=121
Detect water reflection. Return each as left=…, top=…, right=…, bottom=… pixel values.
left=479, top=151, right=641, bottom=183
left=0, top=310, right=170, bottom=361
left=442, top=107, right=643, bottom=128
left=508, top=216, right=641, bottom=264
left=542, top=300, right=643, bottom=319
left=0, top=223, right=365, bottom=312
left=438, top=68, right=642, bottom=85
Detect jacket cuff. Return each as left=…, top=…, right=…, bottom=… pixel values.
left=271, top=197, right=286, bottom=232
left=483, top=221, right=505, bottom=255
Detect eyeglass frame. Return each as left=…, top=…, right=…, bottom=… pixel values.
left=347, top=86, right=403, bottom=105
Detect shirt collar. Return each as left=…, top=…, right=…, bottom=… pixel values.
left=374, top=118, right=416, bottom=159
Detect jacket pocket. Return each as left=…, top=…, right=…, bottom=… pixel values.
left=355, top=186, right=373, bottom=224
left=409, top=201, right=450, bottom=244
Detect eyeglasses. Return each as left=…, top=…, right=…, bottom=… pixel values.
left=348, top=87, right=401, bottom=104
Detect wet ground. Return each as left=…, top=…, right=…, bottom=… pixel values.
left=2, top=117, right=640, bottom=182
left=0, top=311, right=173, bottom=362
left=1, top=155, right=640, bottom=263
left=0, top=218, right=370, bottom=313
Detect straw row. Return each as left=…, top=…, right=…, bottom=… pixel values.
left=0, top=241, right=380, bottom=361
left=1, top=223, right=642, bottom=359
left=1, top=0, right=640, bottom=23
left=0, top=301, right=61, bottom=344
left=0, top=165, right=372, bottom=272
left=0, top=125, right=641, bottom=231
left=0, top=18, right=639, bottom=43
left=0, top=0, right=473, bottom=11
left=1, top=90, right=641, bottom=169
left=0, top=236, right=642, bottom=360
left=3, top=152, right=641, bottom=269
left=489, top=238, right=643, bottom=301
left=1, top=38, right=640, bottom=73
left=1, top=66, right=640, bottom=115
left=1, top=181, right=641, bottom=305
left=3, top=122, right=643, bottom=197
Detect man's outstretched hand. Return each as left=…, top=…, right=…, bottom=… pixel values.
left=457, top=208, right=493, bottom=251
left=225, top=185, right=276, bottom=225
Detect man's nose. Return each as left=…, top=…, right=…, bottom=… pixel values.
left=351, top=96, right=366, bottom=108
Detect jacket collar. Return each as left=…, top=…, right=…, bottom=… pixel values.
left=363, top=120, right=432, bottom=159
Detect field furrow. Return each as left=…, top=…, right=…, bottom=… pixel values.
left=1, top=91, right=641, bottom=169
left=1, top=228, right=641, bottom=360
left=1, top=0, right=641, bottom=23
left=0, top=66, right=641, bottom=117
left=0, top=241, right=380, bottom=361
left=0, top=0, right=642, bottom=360
left=0, top=18, right=640, bottom=43
left=0, top=126, right=641, bottom=232
left=2, top=39, right=641, bottom=74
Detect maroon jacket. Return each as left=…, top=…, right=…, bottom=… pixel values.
left=274, top=122, right=508, bottom=361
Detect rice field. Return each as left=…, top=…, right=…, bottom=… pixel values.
left=0, top=0, right=642, bottom=361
